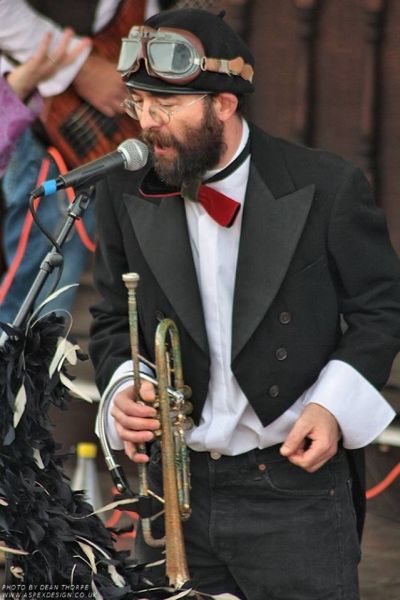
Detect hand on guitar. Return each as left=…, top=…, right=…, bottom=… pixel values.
left=6, top=28, right=90, bottom=102
left=73, top=53, right=127, bottom=117
left=111, top=381, right=160, bottom=463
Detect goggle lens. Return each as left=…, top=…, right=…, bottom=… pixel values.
left=147, top=41, right=194, bottom=75
left=117, top=39, right=141, bottom=73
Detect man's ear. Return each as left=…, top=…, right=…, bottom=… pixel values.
left=212, top=93, right=238, bottom=121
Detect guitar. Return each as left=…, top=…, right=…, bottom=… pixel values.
left=40, top=0, right=145, bottom=168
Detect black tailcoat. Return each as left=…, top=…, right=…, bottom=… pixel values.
left=89, top=123, right=400, bottom=534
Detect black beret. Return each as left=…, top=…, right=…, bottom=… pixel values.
left=125, top=8, right=255, bottom=95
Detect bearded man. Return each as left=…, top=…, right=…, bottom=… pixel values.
left=89, top=8, right=400, bottom=600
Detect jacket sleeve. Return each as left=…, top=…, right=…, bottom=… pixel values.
left=89, top=175, right=147, bottom=395
left=327, top=165, right=400, bottom=388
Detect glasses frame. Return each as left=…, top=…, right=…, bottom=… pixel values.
left=121, top=93, right=209, bottom=125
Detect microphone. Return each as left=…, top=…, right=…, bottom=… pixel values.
left=31, top=138, right=149, bottom=198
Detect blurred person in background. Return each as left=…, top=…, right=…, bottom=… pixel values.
left=1, top=29, right=90, bottom=177
left=0, top=0, right=150, bottom=324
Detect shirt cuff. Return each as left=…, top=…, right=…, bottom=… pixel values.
left=302, top=359, right=396, bottom=449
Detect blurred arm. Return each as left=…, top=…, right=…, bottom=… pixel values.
left=0, top=0, right=91, bottom=95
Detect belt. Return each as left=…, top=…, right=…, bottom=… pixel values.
left=189, top=444, right=285, bottom=467
left=189, top=442, right=344, bottom=466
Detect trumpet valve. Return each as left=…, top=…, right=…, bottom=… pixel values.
left=181, top=416, right=194, bottom=431
left=175, top=413, right=194, bottom=431
left=182, top=400, right=193, bottom=416
left=182, top=385, right=192, bottom=400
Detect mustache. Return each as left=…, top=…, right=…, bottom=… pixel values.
left=141, top=130, right=177, bottom=149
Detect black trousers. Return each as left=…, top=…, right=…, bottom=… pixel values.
left=135, top=444, right=361, bottom=600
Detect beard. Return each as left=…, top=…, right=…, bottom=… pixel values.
left=140, top=99, right=226, bottom=189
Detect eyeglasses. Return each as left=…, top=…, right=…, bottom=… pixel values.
left=121, top=94, right=208, bottom=125
left=118, top=25, right=254, bottom=85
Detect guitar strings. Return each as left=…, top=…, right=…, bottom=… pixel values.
left=61, top=102, right=123, bottom=157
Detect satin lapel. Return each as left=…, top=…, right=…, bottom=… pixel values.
left=232, top=164, right=315, bottom=361
left=123, top=193, right=208, bottom=355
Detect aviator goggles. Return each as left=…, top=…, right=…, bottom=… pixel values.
left=117, top=26, right=254, bottom=86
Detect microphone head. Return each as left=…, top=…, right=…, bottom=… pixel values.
left=117, top=138, right=149, bottom=171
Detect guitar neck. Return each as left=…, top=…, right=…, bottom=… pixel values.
left=41, top=0, right=146, bottom=168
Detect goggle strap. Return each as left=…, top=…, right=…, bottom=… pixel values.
left=202, top=56, right=254, bottom=83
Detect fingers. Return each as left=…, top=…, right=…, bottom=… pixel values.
left=50, top=29, right=91, bottom=68
left=112, top=402, right=159, bottom=434
left=35, top=29, right=75, bottom=64
left=34, top=31, right=54, bottom=62
left=280, top=418, right=311, bottom=458
left=111, top=383, right=160, bottom=453
left=123, top=441, right=149, bottom=464
left=139, top=380, right=157, bottom=402
left=48, top=28, right=75, bottom=64
left=282, top=438, right=338, bottom=472
left=280, top=403, right=339, bottom=472
left=15, top=28, right=91, bottom=92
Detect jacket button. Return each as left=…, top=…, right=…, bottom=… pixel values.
left=279, top=311, right=291, bottom=324
left=275, top=347, right=288, bottom=361
left=269, top=385, right=280, bottom=398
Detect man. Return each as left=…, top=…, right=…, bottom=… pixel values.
left=89, top=8, right=400, bottom=600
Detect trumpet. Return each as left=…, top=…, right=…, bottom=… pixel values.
left=97, top=272, right=193, bottom=589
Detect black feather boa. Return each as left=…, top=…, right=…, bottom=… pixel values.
left=0, top=315, right=236, bottom=600
left=0, top=315, right=141, bottom=595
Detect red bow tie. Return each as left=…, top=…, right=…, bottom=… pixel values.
left=140, top=178, right=241, bottom=228
left=180, top=179, right=241, bottom=227
left=196, top=185, right=241, bottom=227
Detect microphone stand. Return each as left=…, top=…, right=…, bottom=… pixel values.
left=0, top=185, right=95, bottom=348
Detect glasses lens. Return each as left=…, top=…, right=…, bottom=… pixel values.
left=123, top=100, right=139, bottom=120
left=117, top=39, right=141, bottom=73
left=148, top=40, right=197, bottom=76
left=149, top=106, right=169, bottom=125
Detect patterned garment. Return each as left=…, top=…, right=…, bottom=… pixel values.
left=174, top=0, right=216, bottom=9
left=0, top=77, right=43, bottom=177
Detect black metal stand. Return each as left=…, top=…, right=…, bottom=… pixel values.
left=0, top=186, right=95, bottom=347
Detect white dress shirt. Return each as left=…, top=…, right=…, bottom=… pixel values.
left=104, top=119, right=395, bottom=454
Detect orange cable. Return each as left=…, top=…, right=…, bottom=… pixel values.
left=366, top=462, right=400, bottom=499
left=105, top=487, right=139, bottom=538
left=0, top=157, right=50, bottom=304
left=0, top=146, right=97, bottom=305
left=47, top=146, right=96, bottom=253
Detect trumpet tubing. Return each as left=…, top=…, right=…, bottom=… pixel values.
left=122, top=272, right=192, bottom=589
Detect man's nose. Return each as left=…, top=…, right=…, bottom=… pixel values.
left=138, top=106, right=161, bottom=130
